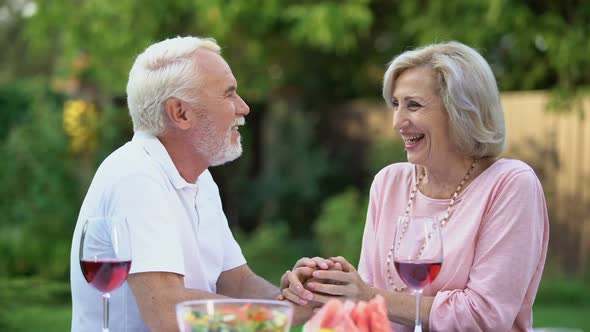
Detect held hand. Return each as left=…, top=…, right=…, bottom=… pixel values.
left=279, top=266, right=315, bottom=305
left=277, top=257, right=335, bottom=303
left=280, top=262, right=345, bottom=306
left=303, top=256, right=374, bottom=303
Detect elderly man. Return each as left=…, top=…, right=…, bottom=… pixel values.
left=69, top=36, right=316, bottom=331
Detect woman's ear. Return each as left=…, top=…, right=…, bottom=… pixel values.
left=164, top=98, right=192, bottom=130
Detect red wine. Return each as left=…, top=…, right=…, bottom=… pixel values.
left=394, top=260, right=442, bottom=289
left=80, top=259, right=132, bottom=293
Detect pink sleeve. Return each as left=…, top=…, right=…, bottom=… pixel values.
left=430, top=170, right=548, bottom=331
left=358, top=178, right=379, bottom=286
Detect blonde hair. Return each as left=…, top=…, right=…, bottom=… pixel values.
left=383, top=41, right=505, bottom=158
left=126, top=36, right=221, bottom=135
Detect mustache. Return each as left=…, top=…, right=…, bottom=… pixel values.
left=233, top=117, right=245, bottom=126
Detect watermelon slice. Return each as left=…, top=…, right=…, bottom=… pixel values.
left=367, top=296, right=392, bottom=332
left=303, top=295, right=393, bottom=332
left=351, top=300, right=370, bottom=332
left=303, top=299, right=359, bottom=332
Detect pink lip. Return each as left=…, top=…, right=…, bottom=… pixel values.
left=405, top=140, right=421, bottom=150
left=401, top=134, right=424, bottom=151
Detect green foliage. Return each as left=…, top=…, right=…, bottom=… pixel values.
left=236, top=102, right=332, bottom=235
left=0, top=278, right=71, bottom=306
left=24, top=0, right=375, bottom=98
left=366, top=138, right=407, bottom=176
left=0, top=278, right=71, bottom=332
left=0, top=83, right=130, bottom=279
left=532, top=276, right=590, bottom=330
left=234, top=222, right=317, bottom=284
left=314, top=188, right=367, bottom=267
left=11, top=0, right=590, bottom=102
left=393, top=0, right=590, bottom=92
left=0, top=84, right=79, bottom=279
left=312, top=138, right=405, bottom=267
left=0, top=81, right=35, bottom=141
left=532, top=304, right=590, bottom=330
left=284, top=1, right=372, bottom=53
left=535, top=277, right=590, bottom=306
left=93, top=104, right=134, bottom=161
left=25, top=0, right=163, bottom=93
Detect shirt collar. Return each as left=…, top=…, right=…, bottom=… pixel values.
left=132, top=131, right=197, bottom=189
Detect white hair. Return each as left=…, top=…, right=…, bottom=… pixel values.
left=383, top=41, right=506, bottom=158
left=126, top=36, right=221, bottom=135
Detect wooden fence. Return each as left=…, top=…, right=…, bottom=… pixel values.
left=502, top=91, right=590, bottom=275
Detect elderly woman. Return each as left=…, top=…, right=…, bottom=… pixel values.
left=281, top=41, right=549, bottom=331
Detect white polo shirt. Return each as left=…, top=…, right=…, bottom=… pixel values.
left=70, top=131, right=246, bottom=332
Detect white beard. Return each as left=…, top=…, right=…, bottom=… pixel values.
left=192, top=115, right=244, bottom=167
left=208, top=127, right=243, bottom=166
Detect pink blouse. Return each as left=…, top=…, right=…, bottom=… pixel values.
left=358, top=159, right=549, bottom=331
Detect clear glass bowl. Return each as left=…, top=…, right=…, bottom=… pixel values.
left=176, top=299, right=293, bottom=332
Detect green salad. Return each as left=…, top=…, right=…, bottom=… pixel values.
left=180, top=303, right=290, bottom=332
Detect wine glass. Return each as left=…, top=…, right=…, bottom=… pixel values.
left=393, top=216, right=443, bottom=332
left=79, top=216, right=132, bottom=332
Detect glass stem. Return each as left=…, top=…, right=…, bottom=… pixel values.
left=102, top=292, right=110, bottom=332
left=414, top=289, right=423, bottom=332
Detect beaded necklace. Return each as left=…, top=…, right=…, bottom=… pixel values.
left=386, top=159, right=477, bottom=292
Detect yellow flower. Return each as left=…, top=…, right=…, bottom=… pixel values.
left=63, top=99, right=98, bottom=153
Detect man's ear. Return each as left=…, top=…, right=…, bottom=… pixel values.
left=164, top=98, right=192, bottom=130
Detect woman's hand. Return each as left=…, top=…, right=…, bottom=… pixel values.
left=302, top=256, right=375, bottom=303
left=278, top=257, right=336, bottom=304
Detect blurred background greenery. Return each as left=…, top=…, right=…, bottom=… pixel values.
left=0, top=0, right=589, bottom=330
